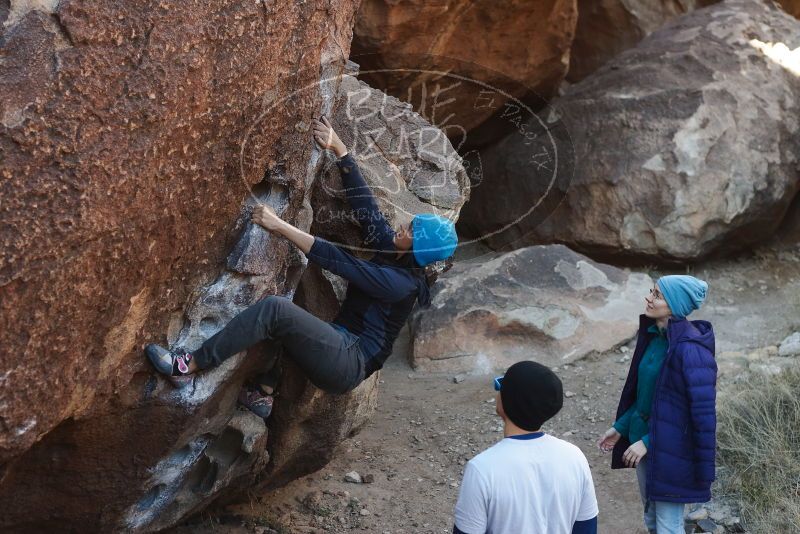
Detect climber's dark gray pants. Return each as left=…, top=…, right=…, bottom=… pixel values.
left=192, top=296, right=366, bottom=394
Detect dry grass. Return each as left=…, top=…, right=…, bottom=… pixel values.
left=716, top=368, right=800, bottom=532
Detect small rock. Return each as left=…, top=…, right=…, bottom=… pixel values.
left=564, top=391, right=576, bottom=398
left=687, top=507, right=709, bottom=521
left=453, top=374, right=466, bottom=384
left=344, top=471, right=362, bottom=484
left=303, top=490, right=323, bottom=509
left=359, top=508, right=370, bottom=516
left=749, top=361, right=784, bottom=376
left=696, top=518, right=723, bottom=534
left=708, top=509, right=724, bottom=522
left=723, top=516, right=742, bottom=528
left=779, top=332, right=800, bottom=357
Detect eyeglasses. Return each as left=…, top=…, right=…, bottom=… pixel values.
left=649, top=287, right=664, bottom=300
left=494, top=376, right=503, bottom=391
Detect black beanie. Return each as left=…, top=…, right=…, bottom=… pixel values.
left=500, top=361, right=564, bottom=431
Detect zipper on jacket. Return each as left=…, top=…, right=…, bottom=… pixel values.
left=646, top=326, right=673, bottom=502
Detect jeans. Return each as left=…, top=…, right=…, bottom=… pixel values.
left=636, top=457, right=686, bottom=534
left=192, top=296, right=366, bottom=394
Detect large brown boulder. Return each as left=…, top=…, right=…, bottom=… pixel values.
left=351, top=0, right=577, bottom=134
left=461, top=0, right=800, bottom=262
left=0, top=0, right=357, bottom=530
left=0, top=2, right=467, bottom=531
left=409, top=245, right=652, bottom=373
left=567, top=0, right=715, bottom=82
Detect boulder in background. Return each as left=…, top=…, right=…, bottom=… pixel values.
left=460, top=0, right=800, bottom=262
left=352, top=0, right=577, bottom=134
left=567, top=0, right=715, bottom=82
left=409, top=245, right=652, bottom=373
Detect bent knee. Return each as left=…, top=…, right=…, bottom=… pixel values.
left=256, top=296, right=299, bottom=319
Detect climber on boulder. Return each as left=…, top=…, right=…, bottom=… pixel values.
left=145, top=116, right=458, bottom=418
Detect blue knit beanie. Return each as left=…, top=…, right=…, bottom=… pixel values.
left=657, top=275, right=708, bottom=319
left=411, top=213, right=457, bottom=266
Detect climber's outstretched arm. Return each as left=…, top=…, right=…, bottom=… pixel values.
left=252, top=204, right=313, bottom=254
left=313, top=117, right=396, bottom=252
left=251, top=205, right=414, bottom=302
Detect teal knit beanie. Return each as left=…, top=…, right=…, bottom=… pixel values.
left=411, top=213, right=457, bottom=266
left=657, top=275, right=708, bottom=319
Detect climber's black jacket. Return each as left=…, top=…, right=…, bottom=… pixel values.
left=306, top=153, right=431, bottom=379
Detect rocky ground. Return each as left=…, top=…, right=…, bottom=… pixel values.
left=170, top=239, right=800, bottom=534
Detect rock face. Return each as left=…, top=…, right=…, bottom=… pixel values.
left=0, top=3, right=467, bottom=532
left=462, top=0, right=800, bottom=262
left=409, top=245, right=652, bottom=373
left=351, top=0, right=577, bottom=133
left=308, top=74, right=470, bottom=246
left=0, top=0, right=357, bottom=530
left=778, top=0, right=800, bottom=18
left=567, top=0, right=715, bottom=82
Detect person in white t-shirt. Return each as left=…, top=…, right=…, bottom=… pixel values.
left=453, top=361, right=599, bottom=534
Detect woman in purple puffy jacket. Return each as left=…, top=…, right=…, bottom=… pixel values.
left=598, top=275, right=717, bottom=534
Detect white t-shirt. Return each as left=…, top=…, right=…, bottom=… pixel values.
left=454, top=433, right=598, bottom=534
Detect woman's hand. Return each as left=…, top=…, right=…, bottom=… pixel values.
left=597, top=427, right=621, bottom=452
left=252, top=204, right=284, bottom=232
left=623, top=440, right=647, bottom=467
left=312, top=116, right=347, bottom=158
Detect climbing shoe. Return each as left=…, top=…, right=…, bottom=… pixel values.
left=238, top=384, right=274, bottom=420
left=254, top=366, right=280, bottom=396
left=145, top=343, right=195, bottom=389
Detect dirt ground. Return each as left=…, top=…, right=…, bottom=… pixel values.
left=171, top=240, right=800, bottom=534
